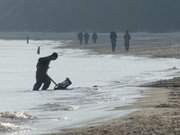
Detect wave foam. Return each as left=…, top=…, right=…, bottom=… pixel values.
left=0, top=112, right=33, bottom=120
left=68, top=105, right=80, bottom=111
left=0, top=122, right=20, bottom=132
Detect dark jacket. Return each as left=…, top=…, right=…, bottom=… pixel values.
left=36, top=56, right=52, bottom=78
left=110, top=32, right=117, bottom=41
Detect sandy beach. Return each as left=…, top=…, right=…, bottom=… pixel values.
left=48, top=79, right=180, bottom=135
left=48, top=37, right=180, bottom=135
left=59, top=39, right=180, bottom=58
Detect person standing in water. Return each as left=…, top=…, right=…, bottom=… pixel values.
left=33, top=52, right=58, bottom=91
left=92, top=32, right=98, bottom=44
left=26, top=36, right=30, bottom=44
left=77, top=32, right=83, bottom=45
left=84, top=32, right=90, bottom=44
left=124, top=30, right=131, bottom=51
left=37, top=46, right=40, bottom=55
left=110, top=32, right=117, bottom=52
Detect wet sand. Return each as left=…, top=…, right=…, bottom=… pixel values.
left=48, top=40, right=180, bottom=135
left=59, top=39, right=180, bottom=58
left=48, top=83, right=180, bottom=135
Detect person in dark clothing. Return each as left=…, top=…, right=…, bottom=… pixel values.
left=78, top=32, right=83, bottom=45
left=84, top=32, right=90, bottom=44
left=26, top=36, right=29, bottom=44
left=92, top=32, right=98, bottom=44
left=110, top=32, right=117, bottom=52
left=33, top=52, right=58, bottom=91
left=124, top=30, right=131, bottom=51
left=37, top=46, right=40, bottom=55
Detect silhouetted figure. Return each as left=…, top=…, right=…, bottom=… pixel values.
left=124, top=30, right=131, bottom=51
left=26, top=36, right=29, bottom=44
left=78, top=32, right=83, bottom=45
left=110, top=32, right=117, bottom=52
left=33, top=52, right=58, bottom=91
left=92, top=32, right=98, bottom=43
left=84, top=32, right=90, bottom=44
left=37, top=46, right=40, bottom=55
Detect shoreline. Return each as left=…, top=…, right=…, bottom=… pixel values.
left=48, top=41, right=180, bottom=135
left=47, top=78, right=180, bottom=135
left=59, top=40, right=180, bottom=58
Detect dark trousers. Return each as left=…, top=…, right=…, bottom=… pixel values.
left=85, top=39, right=89, bottom=44
left=125, top=41, right=129, bottom=51
left=93, top=39, right=97, bottom=44
left=79, top=39, right=82, bottom=45
left=111, top=40, right=116, bottom=52
left=33, top=74, right=51, bottom=91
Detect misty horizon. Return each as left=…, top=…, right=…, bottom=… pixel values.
left=0, top=0, right=179, bottom=32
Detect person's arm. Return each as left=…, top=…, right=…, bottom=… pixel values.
left=115, top=33, right=118, bottom=39
left=39, top=56, right=51, bottom=62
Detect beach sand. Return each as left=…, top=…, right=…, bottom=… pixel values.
left=49, top=39, right=180, bottom=135
left=58, top=35, right=180, bottom=58
left=49, top=85, right=180, bottom=135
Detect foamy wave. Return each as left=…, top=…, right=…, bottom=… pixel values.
left=0, top=122, right=31, bottom=133
left=0, top=122, right=20, bottom=132
left=34, top=103, right=80, bottom=112
left=68, top=105, right=80, bottom=111
left=0, top=112, right=33, bottom=120
left=165, top=67, right=178, bottom=71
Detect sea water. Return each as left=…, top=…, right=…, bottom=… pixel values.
left=0, top=39, right=179, bottom=135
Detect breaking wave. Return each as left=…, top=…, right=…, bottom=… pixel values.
left=33, top=103, right=80, bottom=112
left=0, top=122, right=21, bottom=132
left=0, top=112, right=33, bottom=120
left=0, top=112, right=33, bottom=133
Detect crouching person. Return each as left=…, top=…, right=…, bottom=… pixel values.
left=33, top=52, right=58, bottom=91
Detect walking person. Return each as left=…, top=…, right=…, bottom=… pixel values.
left=110, top=32, right=117, bottom=52
left=84, top=32, right=90, bottom=45
left=124, top=30, right=131, bottom=51
left=78, top=32, right=83, bottom=45
left=33, top=52, right=58, bottom=91
left=92, top=32, right=98, bottom=44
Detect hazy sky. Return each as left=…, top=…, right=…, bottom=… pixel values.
left=0, top=0, right=179, bottom=32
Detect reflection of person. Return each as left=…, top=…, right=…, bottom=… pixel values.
left=124, top=30, right=131, bottom=51
left=33, top=52, right=58, bottom=91
left=84, top=32, right=90, bottom=44
left=92, top=32, right=98, bottom=43
left=78, top=32, right=83, bottom=45
left=110, top=32, right=117, bottom=52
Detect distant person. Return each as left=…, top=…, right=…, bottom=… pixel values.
left=37, top=46, right=40, bottom=55
left=84, top=32, right=90, bottom=44
left=92, top=32, right=98, bottom=43
left=33, top=52, right=58, bottom=91
left=110, top=32, right=117, bottom=52
left=78, top=32, right=83, bottom=45
left=26, top=36, right=30, bottom=44
left=124, top=30, right=131, bottom=51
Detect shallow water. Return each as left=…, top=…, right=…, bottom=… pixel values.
left=0, top=39, right=179, bottom=135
